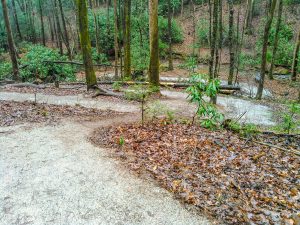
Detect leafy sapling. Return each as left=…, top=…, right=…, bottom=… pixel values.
left=186, top=73, right=224, bottom=128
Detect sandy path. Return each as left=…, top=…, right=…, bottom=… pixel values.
left=0, top=117, right=211, bottom=225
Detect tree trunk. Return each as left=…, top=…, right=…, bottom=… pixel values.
left=245, top=0, right=254, bottom=34
left=256, top=0, right=277, bottom=100
left=167, top=0, right=173, bottom=70
left=113, top=0, right=119, bottom=78
left=93, top=12, right=101, bottom=55
left=124, top=0, right=131, bottom=78
left=228, top=0, right=234, bottom=85
left=1, top=0, right=19, bottom=80
left=58, top=0, right=72, bottom=59
left=39, top=0, right=46, bottom=46
left=76, top=0, right=98, bottom=90
left=269, top=0, right=283, bottom=80
left=292, top=29, right=300, bottom=82
left=148, top=0, right=159, bottom=87
left=11, top=0, right=22, bottom=40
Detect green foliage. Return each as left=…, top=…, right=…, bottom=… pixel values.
left=19, top=45, right=75, bottom=82
left=119, top=136, right=125, bottom=146
left=0, top=62, right=12, bottom=80
left=257, top=19, right=295, bottom=66
left=125, top=85, right=150, bottom=101
left=146, top=100, right=175, bottom=123
left=225, top=120, right=259, bottom=137
left=112, top=81, right=122, bottom=91
left=276, top=103, right=300, bottom=134
left=186, top=74, right=224, bottom=128
left=239, top=52, right=261, bottom=69
left=158, top=16, right=183, bottom=44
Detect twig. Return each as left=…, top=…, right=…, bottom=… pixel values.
left=242, top=137, right=300, bottom=156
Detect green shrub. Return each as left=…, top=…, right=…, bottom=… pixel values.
left=19, top=45, right=75, bottom=82
left=158, top=16, right=183, bottom=44
left=0, top=62, right=12, bottom=80
left=276, top=103, right=300, bottom=134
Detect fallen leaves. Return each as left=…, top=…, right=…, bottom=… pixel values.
left=92, top=121, right=300, bottom=224
left=0, top=100, right=120, bottom=126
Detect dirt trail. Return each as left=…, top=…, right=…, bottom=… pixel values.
left=0, top=116, right=211, bottom=225
left=0, top=90, right=275, bottom=126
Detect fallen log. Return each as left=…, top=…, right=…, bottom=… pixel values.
left=5, top=83, right=47, bottom=89
left=43, top=60, right=123, bottom=68
left=97, top=81, right=241, bottom=91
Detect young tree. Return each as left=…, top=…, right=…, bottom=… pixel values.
left=39, top=0, right=46, bottom=46
left=256, top=0, right=277, bottom=100
left=269, top=0, right=283, bottom=80
left=76, top=0, right=97, bottom=90
left=292, top=28, right=300, bottom=82
left=113, top=0, right=119, bottom=78
left=124, top=0, right=131, bottom=78
left=11, top=0, right=22, bottom=40
left=227, top=0, right=234, bottom=85
left=58, top=0, right=72, bottom=59
left=167, top=0, right=173, bottom=70
left=1, top=0, right=19, bottom=80
left=149, top=0, right=159, bottom=87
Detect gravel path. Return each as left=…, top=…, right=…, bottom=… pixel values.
left=0, top=118, right=211, bottom=225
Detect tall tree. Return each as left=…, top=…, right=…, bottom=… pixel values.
left=58, top=0, right=72, bottom=59
left=11, top=0, right=22, bottom=40
left=1, top=0, right=19, bottom=80
left=245, top=0, right=254, bottom=34
left=113, top=0, right=119, bottom=78
left=76, top=0, right=97, bottom=90
left=256, top=0, right=277, bottom=100
left=227, top=0, right=235, bottom=85
left=124, top=0, right=131, bottom=78
left=39, top=0, right=46, bottom=46
left=167, top=0, right=173, bottom=70
left=149, top=0, right=159, bottom=87
left=269, top=0, right=283, bottom=80
left=292, top=28, right=300, bottom=82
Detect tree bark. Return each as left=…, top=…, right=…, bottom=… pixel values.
left=39, top=0, right=46, bottom=46
left=1, top=0, right=19, bottom=80
left=58, top=0, right=72, bottom=59
left=256, top=0, right=277, bottom=100
left=76, top=0, right=98, bottom=90
left=292, top=29, right=300, bottom=82
left=228, top=0, right=234, bottom=85
left=124, top=0, right=131, bottom=78
left=167, top=0, right=173, bottom=70
left=149, top=0, right=159, bottom=87
left=113, top=0, right=119, bottom=78
left=269, top=0, right=283, bottom=80
left=11, top=0, right=22, bottom=40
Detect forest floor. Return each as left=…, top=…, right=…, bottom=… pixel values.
left=0, top=81, right=299, bottom=224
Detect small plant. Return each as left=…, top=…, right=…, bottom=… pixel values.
left=112, top=81, right=122, bottom=92
left=125, top=85, right=151, bottom=125
left=146, top=100, right=175, bottom=123
left=186, top=73, right=224, bottom=129
left=276, top=103, right=300, bottom=134
left=119, top=136, right=125, bottom=147
left=224, top=120, right=259, bottom=138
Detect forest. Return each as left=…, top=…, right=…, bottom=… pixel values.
left=0, top=0, right=300, bottom=224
